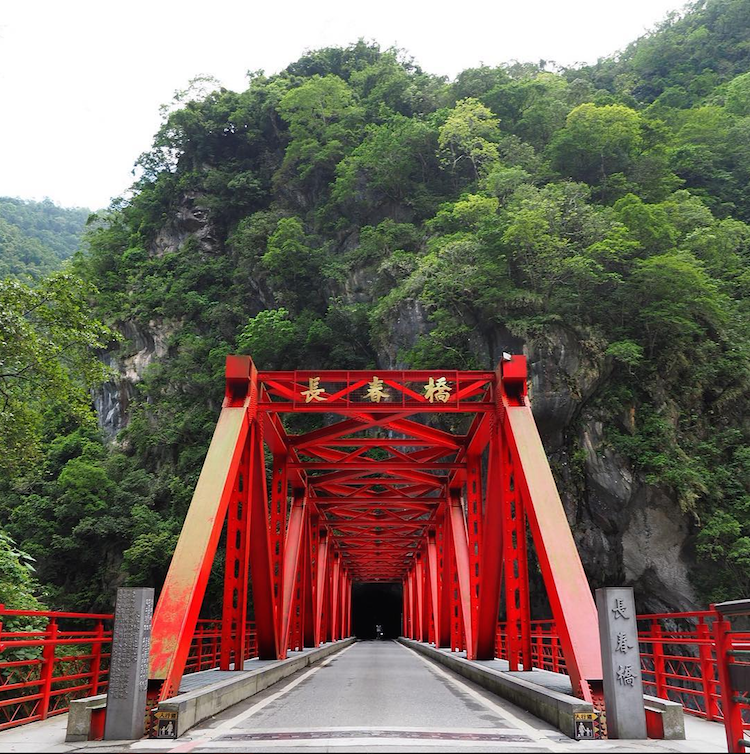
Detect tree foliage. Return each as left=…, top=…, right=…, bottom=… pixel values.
left=4, top=14, right=750, bottom=612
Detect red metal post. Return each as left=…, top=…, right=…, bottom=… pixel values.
left=402, top=576, right=408, bottom=636
left=220, top=438, right=251, bottom=670
left=39, top=617, right=58, bottom=719
left=448, top=489, right=474, bottom=657
left=270, top=455, right=288, bottom=651
left=330, top=553, right=341, bottom=640
left=280, top=488, right=306, bottom=656
left=504, top=463, right=532, bottom=670
left=650, top=619, right=668, bottom=700
left=438, top=512, right=452, bottom=648
left=302, top=512, right=316, bottom=648
left=415, top=554, right=425, bottom=641
left=246, top=419, right=280, bottom=659
left=149, top=355, right=255, bottom=698
left=90, top=620, right=105, bottom=695
left=476, top=418, right=504, bottom=659
left=427, top=532, right=440, bottom=645
left=315, top=529, right=329, bottom=646
left=714, top=611, right=745, bottom=753
left=698, top=619, right=718, bottom=720
left=149, top=357, right=257, bottom=699
left=466, top=453, right=482, bottom=649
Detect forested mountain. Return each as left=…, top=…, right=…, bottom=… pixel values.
left=0, top=197, right=90, bottom=279
left=1, top=0, right=748, bottom=615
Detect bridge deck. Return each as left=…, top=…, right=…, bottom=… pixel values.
left=0, top=641, right=728, bottom=753
left=162, top=641, right=566, bottom=752
left=120, top=641, right=715, bottom=752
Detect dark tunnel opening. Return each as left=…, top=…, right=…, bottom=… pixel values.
left=352, top=582, right=402, bottom=640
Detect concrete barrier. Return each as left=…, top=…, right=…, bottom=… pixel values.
left=644, top=694, right=686, bottom=740
left=155, top=638, right=355, bottom=738
left=65, top=693, right=107, bottom=742
left=399, top=638, right=593, bottom=739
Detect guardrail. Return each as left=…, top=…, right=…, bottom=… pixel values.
left=498, top=608, right=750, bottom=751
left=497, top=612, right=724, bottom=719
left=0, top=607, right=112, bottom=731
left=0, top=606, right=258, bottom=732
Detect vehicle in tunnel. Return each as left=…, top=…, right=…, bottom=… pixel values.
left=352, top=582, right=402, bottom=639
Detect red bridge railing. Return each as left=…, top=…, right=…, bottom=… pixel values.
left=0, top=607, right=257, bottom=731
left=0, top=608, right=112, bottom=731
left=4, top=604, right=749, bottom=748
left=497, top=609, right=750, bottom=742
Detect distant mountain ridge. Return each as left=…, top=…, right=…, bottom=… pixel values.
left=0, top=197, right=90, bottom=280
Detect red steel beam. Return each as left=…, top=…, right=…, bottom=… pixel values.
left=148, top=357, right=254, bottom=699
left=501, top=357, right=602, bottom=696
left=448, top=489, right=474, bottom=657
left=280, top=489, right=306, bottom=657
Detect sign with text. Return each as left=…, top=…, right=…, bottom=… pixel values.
left=104, top=587, right=154, bottom=740
left=596, top=587, right=647, bottom=739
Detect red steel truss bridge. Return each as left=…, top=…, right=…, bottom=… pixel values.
left=147, top=355, right=604, bottom=707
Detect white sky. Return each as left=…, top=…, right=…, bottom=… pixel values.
left=0, top=0, right=686, bottom=211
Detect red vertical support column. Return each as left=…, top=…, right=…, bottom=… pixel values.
left=280, top=488, right=306, bottom=657
left=476, top=416, right=504, bottom=659
left=438, top=511, right=452, bottom=648
left=406, top=569, right=415, bottom=638
left=247, top=419, right=280, bottom=659
left=349, top=579, right=354, bottom=636
left=448, top=489, right=474, bottom=657
left=402, top=577, right=408, bottom=636
left=415, top=554, right=425, bottom=642
left=501, top=355, right=603, bottom=698
left=220, top=437, right=251, bottom=670
left=427, top=532, right=440, bottom=645
left=503, top=442, right=532, bottom=670
left=714, top=612, right=745, bottom=753
left=404, top=571, right=411, bottom=638
left=39, top=617, right=57, bottom=719
left=346, top=573, right=352, bottom=637
left=338, top=567, right=347, bottom=640
left=302, top=512, right=316, bottom=648
left=314, top=529, right=328, bottom=646
left=330, top=553, right=341, bottom=641
left=466, top=454, right=482, bottom=650
left=270, top=455, right=288, bottom=651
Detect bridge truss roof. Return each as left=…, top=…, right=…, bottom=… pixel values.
left=250, top=368, right=500, bottom=583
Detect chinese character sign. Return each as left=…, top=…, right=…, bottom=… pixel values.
left=301, top=377, right=326, bottom=403
left=365, top=376, right=389, bottom=403
left=423, top=376, right=452, bottom=403
left=596, top=587, right=647, bottom=739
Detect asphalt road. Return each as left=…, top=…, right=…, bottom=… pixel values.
left=122, top=641, right=576, bottom=753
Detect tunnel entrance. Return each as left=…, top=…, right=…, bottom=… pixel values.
left=352, top=582, right=402, bottom=639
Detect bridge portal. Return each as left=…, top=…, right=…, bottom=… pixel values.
left=145, top=355, right=604, bottom=712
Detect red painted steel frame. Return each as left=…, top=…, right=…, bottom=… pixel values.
left=147, top=354, right=603, bottom=703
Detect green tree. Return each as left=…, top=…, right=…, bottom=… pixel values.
left=438, top=98, right=502, bottom=181
left=0, top=274, right=114, bottom=477
left=276, top=75, right=364, bottom=194
left=548, top=103, right=643, bottom=189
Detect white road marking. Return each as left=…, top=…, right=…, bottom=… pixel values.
left=396, top=642, right=570, bottom=752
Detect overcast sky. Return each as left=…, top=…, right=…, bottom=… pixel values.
left=0, top=0, right=686, bottom=210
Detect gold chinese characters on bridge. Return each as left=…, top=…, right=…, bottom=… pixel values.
left=299, top=375, right=453, bottom=403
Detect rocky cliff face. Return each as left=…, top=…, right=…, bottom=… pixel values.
left=94, top=194, right=699, bottom=613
